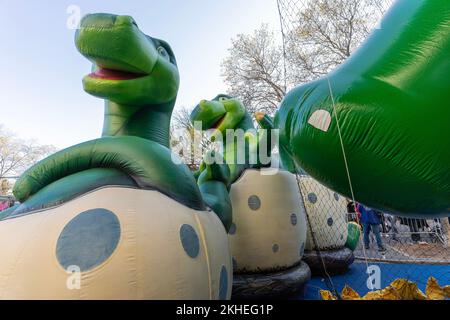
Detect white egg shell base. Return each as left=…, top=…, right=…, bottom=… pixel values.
left=0, top=187, right=232, bottom=300
left=228, top=169, right=307, bottom=273
left=300, top=176, right=348, bottom=250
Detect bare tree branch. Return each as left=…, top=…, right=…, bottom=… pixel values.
left=221, top=0, right=391, bottom=113
left=0, top=125, right=56, bottom=195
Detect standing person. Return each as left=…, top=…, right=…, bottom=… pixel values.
left=386, top=214, right=399, bottom=241
left=356, top=203, right=387, bottom=252
left=346, top=199, right=358, bottom=223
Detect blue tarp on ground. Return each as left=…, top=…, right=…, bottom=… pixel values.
left=303, top=261, right=450, bottom=300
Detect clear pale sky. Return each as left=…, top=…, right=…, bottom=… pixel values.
left=0, top=0, right=280, bottom=149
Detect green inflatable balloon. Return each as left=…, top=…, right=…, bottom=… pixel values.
left=10, top=13, right=206, bottom=216
left=275, top=0, right=450, bottom=217
left=346, top=222, right=361, bottom=252
left=189, top=95, right=275, bottom=230
left=190, top=95, right=274, bottom=182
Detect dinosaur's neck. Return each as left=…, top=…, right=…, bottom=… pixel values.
left=236, top=112, right=255, bottom=131
left=332, top=0, right=449, bottom=95
left=221, top=112, right=256, bottom=181
left=221, top=112, right=255, bottom=151
left=102, top=100, right=175, bottom=148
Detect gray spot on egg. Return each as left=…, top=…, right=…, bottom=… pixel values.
left=248, top=195, right=261, bottom=211
left=228, top=223, right=237, bottom=235
left=272, top=244, right=279, bottom=253
left=308, top=193, right=317, bottom=204
left=327, top=217, right=334, bottom=227
left=180, top=224, right=200, bottom=258
left=56, top=208, right=121, bottom=272
left=291, top=213, right=297, bottom=226
left=219, top=266, right=228, bottom=300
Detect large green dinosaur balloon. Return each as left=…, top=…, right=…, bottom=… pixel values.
left=10, top=14, right=206, bottom=215
left=275, top=0, right=450, bottom=217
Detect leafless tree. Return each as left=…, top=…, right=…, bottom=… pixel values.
left=0, top=125, right=55, bottom=195
left=285, top=0, right=390, bottom=84
left=222, top=0, right=393, bottom=114
left=222, top=24, right=286, bottom=115
left=0, top=179, right=10, bottom=196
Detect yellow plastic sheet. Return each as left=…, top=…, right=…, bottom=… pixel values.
left=320, top=277, right=449, bottom=300
left=363, top=286, right=402, bottom=300
left=320, top=290, right=337, bottom=300
left=341, top=285, right=361, bottom=300
left=390, top=279, right=427, bottom=300
left=426, top=277, right=446, bottom=300
left=443, top=286, right=450, bottom=298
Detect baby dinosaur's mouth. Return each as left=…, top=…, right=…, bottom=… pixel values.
left=89, top=67, right=147, bottom=80
left=210, top=115, right=226, bottom=129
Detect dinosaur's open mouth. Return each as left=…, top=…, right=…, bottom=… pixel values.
left=89, top=68, right=147, bottom=80
left=210, top=115, right=226, bottom=129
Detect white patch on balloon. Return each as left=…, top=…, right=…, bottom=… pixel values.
left=307, top=109, right=331, bottom=132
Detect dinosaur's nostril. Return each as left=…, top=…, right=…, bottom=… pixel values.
left=115, top=15, right=137, bottom=27
left=79, top=13, right=117, bottom=28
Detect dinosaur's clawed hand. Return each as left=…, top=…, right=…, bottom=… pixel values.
left=196, top=151, right=233, bottom=232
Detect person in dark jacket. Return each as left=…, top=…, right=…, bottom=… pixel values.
left=346, top=199, right=358, bottom=222
left=357, top=203, right=386, bottom=252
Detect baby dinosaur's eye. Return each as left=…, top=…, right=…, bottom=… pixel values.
left=219, top=97, right=227, bottom=102
left=157, top=47, right=169, bottom=60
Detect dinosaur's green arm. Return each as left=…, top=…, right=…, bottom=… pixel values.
left=197, top=158, right=231, bottom=187
left=196, top=151, right=233, bottom=231
left=275, top=0, right=450, bottom=216
left=193, top=168, right=202, bottom=181
left=13, top=136, right=205, bottom=211
left=254, top=112, right=277, bottom=168
left=199, top=182, right=232, bottom=232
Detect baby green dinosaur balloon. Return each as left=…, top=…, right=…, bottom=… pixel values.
left=275, top=0, right=450, bottom=217
left=9, top=13, right=206, bottom=216
left=189, top=95, right=275, bottom=231
left=190, top=94, right=275, bottom=183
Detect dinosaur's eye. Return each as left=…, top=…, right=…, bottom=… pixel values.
left=219, top=97, right=227, bottom=102
left=157, top=47, right=169, bottom=60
